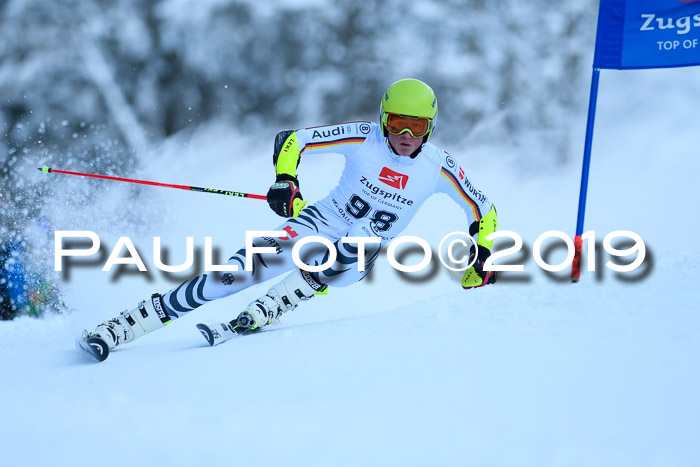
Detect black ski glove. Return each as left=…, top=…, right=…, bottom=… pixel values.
left=267, top=174, right=303, bottom=218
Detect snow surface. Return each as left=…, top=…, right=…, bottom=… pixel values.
left=2, top=67, right=700, bottom=467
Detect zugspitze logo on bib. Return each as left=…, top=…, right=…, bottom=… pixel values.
left=378, top=167, right=409, bottom=189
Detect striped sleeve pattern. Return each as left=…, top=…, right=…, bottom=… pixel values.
left=435, top=152, right=491, bottom=224
left=440, top=167, right=484, bottom=221
left=296, top=121, right=372, bottom=158
left=300, top=137, right=366, bottom=154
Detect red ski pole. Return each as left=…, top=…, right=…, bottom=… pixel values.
left=39, top=165, right=267, bottom=200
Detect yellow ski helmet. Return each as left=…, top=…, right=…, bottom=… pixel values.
left=380, top=79, right=438, bottom=141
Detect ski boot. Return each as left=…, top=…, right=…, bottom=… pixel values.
left=196, top=269, right=327, bottom=346
left=243, top=268, right=327, bottom=331
left=79, top=294, right=171, bottom=359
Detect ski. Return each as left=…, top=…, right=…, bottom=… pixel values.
left=196, top=322, right=240, bottom=346
left=76, top=333, right=110, bottom=362
left=196, top=313, right=263, bottom=347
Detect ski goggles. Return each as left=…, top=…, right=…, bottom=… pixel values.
left=385, top=113, right=431, bottom=138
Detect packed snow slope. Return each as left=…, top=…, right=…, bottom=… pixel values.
left=2, top=68, right=700, bottom=467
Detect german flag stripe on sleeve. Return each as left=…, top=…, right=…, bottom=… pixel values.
left=440, top=168, right=482, bottom=221
left=300, top=137, right=366, bottom=154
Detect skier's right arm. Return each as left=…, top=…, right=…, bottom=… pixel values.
left=435, top=154, right=498, bottom=289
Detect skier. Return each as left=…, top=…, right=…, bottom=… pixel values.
left=79, top=78, right=498, bottom=357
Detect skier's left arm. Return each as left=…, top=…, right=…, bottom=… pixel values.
left=436, top=154, right=498, bottom=289
left=267, top=123, right=371, bottom=218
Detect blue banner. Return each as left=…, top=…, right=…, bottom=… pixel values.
left=594, top=0, right=700, bottom=69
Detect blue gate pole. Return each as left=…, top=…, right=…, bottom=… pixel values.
left=571, top=67, right=601, bottom=282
